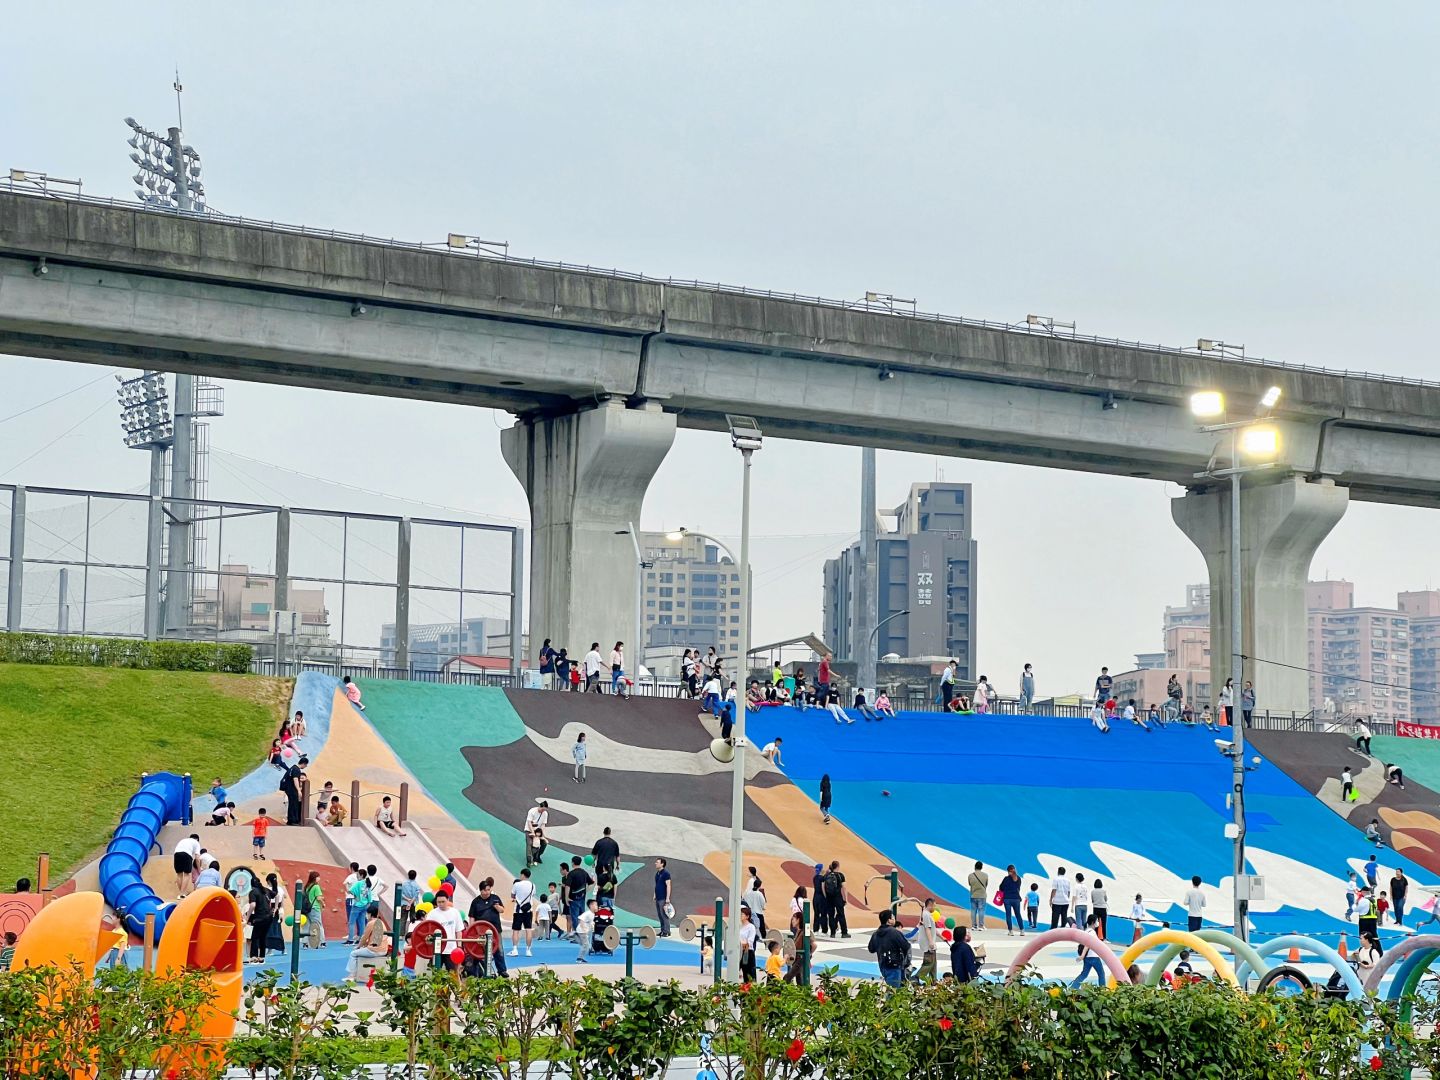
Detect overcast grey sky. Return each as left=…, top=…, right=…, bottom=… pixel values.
left=4, top=3, right=1439, bottom=694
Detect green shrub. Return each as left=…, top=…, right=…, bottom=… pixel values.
left=0, top=631, right=251, bottom=673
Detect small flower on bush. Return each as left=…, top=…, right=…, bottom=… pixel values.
left=786, top=1038, right=806, bottom=1063
left=1371, top=1056, right=1383, bottom=1072
left=815, top=989, right=827, bottom=1003
left=938, top=1017, right=954, bottom=1031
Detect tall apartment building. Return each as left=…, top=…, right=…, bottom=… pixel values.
left=822, top=482, right=977, bottom=678
left=1307, top=580, right=1411, bottom=724
left=637, top=530, right=745, bottom=665
left=1398, top=590, right=1440, bottom=725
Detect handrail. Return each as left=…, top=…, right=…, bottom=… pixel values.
left=5, top=184, right=1439, bottom=390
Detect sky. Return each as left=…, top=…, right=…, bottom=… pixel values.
left=4, top=3, right=1440, bottom=695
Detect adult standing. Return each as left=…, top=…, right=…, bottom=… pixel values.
left=1048, top=866, right=1072, bottom=930
left=1241, top=681, right=1256, bottom=727
left=1091, top=878, right=1109, bottom=941
left=565, top=857, right=593, bottom=937
left=867, top=910, right=911, bottom=988
left=654, top=858, right=673, bottom=936
left=811, top=864, right=831, bottom=937
left=940, top=660, right=956, bottom=708
left=246, top=877, right=274, bottom=965
left=591, top=827, right=620, bottom=878
left=538, top=638, right=556, bottom=690
left=1165, top=674, right=1183, bottom=722
left=916, top=897, right=939, bottom=981
left=610, top=641, right=625, bottom=693
left=1355, top=719, right=1373, bottom=756
left=430, top=892, right=465, bottom=971
left=742, top=877, right=768, bottom=936
left=583, top=643, right=605, bottom=693
left=967, top=862, right=989, bottom=931
left=677, top=649, right=695, bottom=698
left=1391, top=869, right=1409, bottom=927
left=999, top=866, right=1024, bottom=937
left=1093, top=667, right=1113, bottom=708
left=509, top=869, right=537, bottom=958
left=737, top=905, right=759, bottom=983
left=524, top=801, right=549, bottom=867
left=823, top=860, right=850, bottom=938
left=1218, top=679, right=1235, bottom=727
left=1183, top=875, right=1206, bottom=932
left=467, top=878, right=509, bottom=977
left=280, top=755, right=309, bottom=826
left=1019, top=664, right=1035, bottom=712
left=1357, top=889, right=1380, bottom=941
left=555, top=649, right=572, bottom=691
left=817, top=653, right=833, bottom=708
left=303, top=871, right=325, bottom=949
left=819, top=774, right=832, bottom=825
left=1071, top=873, right=1090, bottom=932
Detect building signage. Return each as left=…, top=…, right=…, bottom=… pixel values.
left=1397, top=721, right=1440, bottom=740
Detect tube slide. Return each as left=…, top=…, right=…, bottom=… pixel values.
left=98, top=771, right=192, bottom=938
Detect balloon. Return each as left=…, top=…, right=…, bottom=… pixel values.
left=299, top=914, right=308, bottom=926
left=284, top=915, right=295, bottom=926
left=944, top=917, right=956, bottom=929
left=941, top=929, right=952, bottom=942
left=427, top=876, right=441, bottom=891
left=416, top=902, right=431, bottom=914
left=436, top=866, right=450, bottom=881
left=932, top=912, right=943, bottom=924
left=449, top=947, right=465, bottom=964
left=584, top=855, right=595, bottom=866
left=422, top=892, right=435, bottom=904
left=439, top=882, right=455, bottom=897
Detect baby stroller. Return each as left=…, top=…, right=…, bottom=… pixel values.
left=592, top=904, right=615, bottom=955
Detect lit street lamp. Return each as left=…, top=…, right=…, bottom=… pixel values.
left=724, top=415, right=762, bottom=982
left=1189, top=381, right=1283, bottom=944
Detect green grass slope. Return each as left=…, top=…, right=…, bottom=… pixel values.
left=0, top=664, right=289, bottom=887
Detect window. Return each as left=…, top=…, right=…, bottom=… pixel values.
left=646, top=600, right=656, bottom=608
left=659, top=587, right=673, bottom=598
left=660, top=601, right=673, bottom=612
left=731, top=616, right=740, bottom=624
left=660, top=572, right=674, bottom=584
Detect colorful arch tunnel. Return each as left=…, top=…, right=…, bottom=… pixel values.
left=97, top=771, right=192, bottom=938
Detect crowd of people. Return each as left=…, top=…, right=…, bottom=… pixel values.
left=535, top=639, right=634, bottom=696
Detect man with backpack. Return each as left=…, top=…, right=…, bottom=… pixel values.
left=867, top=909, right=911, bottom=988
left=811, top=863, right=832, bottom=937
left=822, top=860, right=850, bottom=938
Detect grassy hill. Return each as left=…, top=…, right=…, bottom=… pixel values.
left=0, top=664, right=289, bottom=888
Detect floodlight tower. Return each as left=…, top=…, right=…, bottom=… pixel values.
left=116, top=372, right=173, bottom=636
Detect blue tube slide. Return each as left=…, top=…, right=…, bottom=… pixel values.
left=98, top=771, right=192, bottom=939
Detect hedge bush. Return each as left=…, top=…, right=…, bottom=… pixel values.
left=0, top=631, right=252, bottom=673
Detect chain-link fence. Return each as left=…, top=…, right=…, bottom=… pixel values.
left=0, top=483, right=522, bottom=675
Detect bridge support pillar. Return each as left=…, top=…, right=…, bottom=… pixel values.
left=502, top=400, right=676, bottom=671
left=1172, top=476, right=1348, bottom=716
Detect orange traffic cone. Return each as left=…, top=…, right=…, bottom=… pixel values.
left=1288, top=944, right=1301, bottom=963
left=1338, top=933, right=1349, bottom=961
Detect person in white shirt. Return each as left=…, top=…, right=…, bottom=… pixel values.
left=1218, top=678, right=1235, bottom=727
left=583, top=643, right=605, bottom=693
left=1048, top=867, right=1072, bottom=929
left=366, top=865, right=387, bottom=911
left=1129, top=894, right=1148, bottom=942
left=428, top=893, right=465, bottom=970
left=575, top=899, right=597, bottom=963
left=1355, top=720, right=1373, bottom=756
left=535, top=895, right=553, bottom=942
left=742, top=877, right=768, bottom=936
left=1183, top=875, right=1206, bottom=932
left=609, top=642, right=625, bottom=693
left=524, top=801, right=550, bottom=866
left=1090, top=701, right=1110, bottom=734
left=173, top=833, right=202, bottom=899
left=1071, top=873, right=1091, bottom=931
left=341, top=862, right=361, bottom=943
left=1124, top=698, right=1149, bottom=732
left=510, top=868, right=538, bottom=956
left=973, top=676, right=991, bottom=714
left=761, top=738, right=784, bottom=767
left=700, top=675, right=723, bottom=719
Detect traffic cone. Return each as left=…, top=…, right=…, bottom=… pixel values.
left=1288, top=944, right=1301, bottom=963
left=1338, top=933, right=1349, bottom=961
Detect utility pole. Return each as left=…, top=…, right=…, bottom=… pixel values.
left=856, top=447, right=878, bottom=695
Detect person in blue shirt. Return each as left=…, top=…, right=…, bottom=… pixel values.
left=210, top=777, right=227, bottom=810
left=1093, top=667, right=1113, bottom=706
left=1365, top=854, right=1380, bottom=888
left=949, top=924, right=980, bottom=982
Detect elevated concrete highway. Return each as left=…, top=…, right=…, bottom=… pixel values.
left=3, top=191, right=1437, bottom=708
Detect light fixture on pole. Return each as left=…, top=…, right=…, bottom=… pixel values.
left=446, top=233, right=511, bottom=257
left=1024, top=314, right=1076, bottom=335
left=723, top=414, right=762, bottom=983
left=124, top=113, right=205, bottom=213
left=1189, top=385, right=1283, bottom=944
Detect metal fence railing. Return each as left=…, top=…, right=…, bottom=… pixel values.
left=7, top=184, right=1439, bottom=390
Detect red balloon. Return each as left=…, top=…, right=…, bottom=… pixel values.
left=449, top=947, right=465, bottom=964
left=941, top=929, right=953, bottom=942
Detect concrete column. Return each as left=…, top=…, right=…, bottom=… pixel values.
left=1172, top=476, right=1348, bottom=715
left=6, top=486, right=24, bottom=632
left=502, top=400, right=676, bottom=665
left=394, top=517, right=411, bottom=669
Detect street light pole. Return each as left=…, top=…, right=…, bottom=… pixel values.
left=627, top=522, right=647, bottom=692
left=1228, top=426, right=1248, bottom=942
left=725, top=416, right=762, bottom=982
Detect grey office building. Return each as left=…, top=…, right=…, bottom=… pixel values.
left=823, top=482, right=978, bottom=678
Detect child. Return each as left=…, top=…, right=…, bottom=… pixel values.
left=1378, top=891, right=1391, bottom=923
left=575, top=899, right=597, bottom=963
left=764, top=939, right=785, bottom=981
left=572, top=732, right=588, bottom=784
left=250, top=809, right=269, bottom=860
left=291, top=709, right=306, bottom=738
left=1172, top=949, right=1194, bottom=981
left=1181, top=703, right=1195, bottom=725
left=1124, top=699, right=1148, bottom=732
left=546, top=883, right=562, bottom=937
left=327, top=796, right=348, bottom=828
left=1025, top=883, right=1040, bottom=929
left=1341, top=767, right=1354, bottom=803
left=1130, top=894, right=1148, bottom=943
left=1201, top=705, right=1215, bottom=731
left=700, top=941, right=714, bottom=974
left=1103, top=697, right=1118, bottom=720
left=1090, top=700, right=1110, bottom=734
left=210, top=777, right=228, bottom=810
left=536, top=891, right=553, bottom=943
left=268, top=739, right=285, bottom=769
left=208, top=801, right=236, bottom=826
left=342, top=675, right=365, bottom=711
left=1365, top=819, right=1385, bottom=848
left=399, top=870, right=420, bottom=927
left=876, top=691, right=896, bottom=718
left=1147, top=703, right=1163, bottom=728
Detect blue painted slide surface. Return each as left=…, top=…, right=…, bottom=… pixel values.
left=98, top=771, right=192, bottom=938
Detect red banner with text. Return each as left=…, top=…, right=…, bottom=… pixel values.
left=1397, top=721, right=1440, bottom=740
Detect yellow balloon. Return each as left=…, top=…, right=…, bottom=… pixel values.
left=427, top=876, right=441, bottom=891
left=932, top=911, right=943, bottom=924
left=298, top=913, right=308, bottom=926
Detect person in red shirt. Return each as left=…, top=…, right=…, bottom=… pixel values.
left=817, top=655, right=833, bottom=707
left=250, top=809, right=270, bottom=860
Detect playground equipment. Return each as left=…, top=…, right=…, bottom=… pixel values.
left=1118, top=930, right=1238, bottom=986
left=1232, top=933, right=1366, bottom=999
left=1005, top=927, right=1133, bottom=985
left=679, top=915, right=720, bottom=976
left=97, top=772, right=192, bottom=938
left=152, top=887, right=244, bottom=1074
left=601, top=923, right=657, bottom=978
left=9, top=892, right=125, bottom=974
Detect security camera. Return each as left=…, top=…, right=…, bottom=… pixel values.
left=1214, top=738, right=1235, bottom=756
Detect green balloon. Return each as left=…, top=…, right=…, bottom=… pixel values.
left=435, top=865, right=449, bottom=880
left=422, top=891, right=435, bottom=904
left=584, top=854, right=595, bottom=866
left=284, top=915, right=295, bottom=926
left=944, top=917, right=956, bottom=929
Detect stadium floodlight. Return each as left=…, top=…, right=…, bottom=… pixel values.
left=121, top=103, right=207, bottom=214
left=1260, top=385, right=1282, bottom=410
